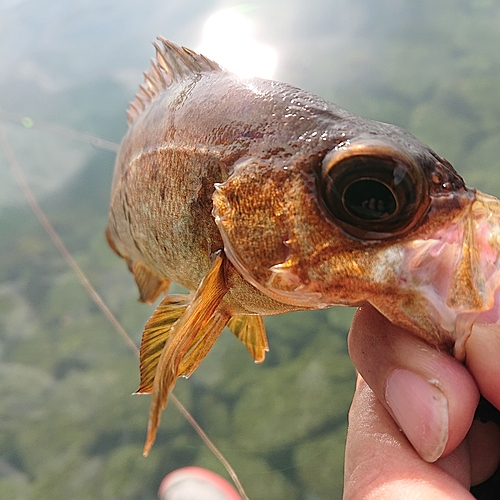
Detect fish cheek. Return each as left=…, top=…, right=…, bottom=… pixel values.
left=212, top=165, right=363, bottom=307
left=212, top=166, right=294, bottom=295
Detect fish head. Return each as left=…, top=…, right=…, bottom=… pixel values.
left=213, top=128, right=500, bottom=352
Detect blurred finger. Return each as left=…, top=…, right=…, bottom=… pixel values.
left=468, top=418, right=500, bottom=486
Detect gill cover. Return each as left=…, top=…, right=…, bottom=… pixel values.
left=213, top=156, right=328, bottom=307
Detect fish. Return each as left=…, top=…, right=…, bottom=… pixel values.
left=106, top=37, right=500, bottom=456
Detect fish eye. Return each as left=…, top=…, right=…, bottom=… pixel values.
left=320, top=142, right=429, bottom=239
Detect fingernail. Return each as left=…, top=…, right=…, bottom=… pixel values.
left=385, top=369, right=448, bottom=462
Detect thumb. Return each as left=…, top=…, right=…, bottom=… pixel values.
left=348, top=305, right=479, bottom=462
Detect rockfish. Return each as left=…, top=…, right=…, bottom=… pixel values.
left=106, top=38, right=500, bottom=455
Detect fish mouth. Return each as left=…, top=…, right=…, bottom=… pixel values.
left=423, top=190, right=500, bottom=314
left=393, top=189, right=500, bottom=352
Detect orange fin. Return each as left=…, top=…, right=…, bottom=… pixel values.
left=128, top=259, right=170, bottom=304
left=105, top=226, right=170, bottom=304
left=143, top=252, right=229, bottom=456
left=176, top=309, right=231, bottom=378
left=135, top=294, right=191, bottom=395
left=105, top=225, right=123, bottom=258
left=227, top=315, right=269, bottom=363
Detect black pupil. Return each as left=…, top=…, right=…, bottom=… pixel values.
left=344, top=179, right=396, bottom=220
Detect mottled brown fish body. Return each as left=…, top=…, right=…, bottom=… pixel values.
left=110, top=70, right=439, bottom=300
left=108, top=70, right=347, bottom=297
left=106, top=39, right=500, bottom=455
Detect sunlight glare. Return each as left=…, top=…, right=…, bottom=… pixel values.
left=198, top=8, right=277, bottom=79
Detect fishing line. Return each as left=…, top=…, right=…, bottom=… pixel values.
left=0, top=110, right=119, bottom=153
left=0, top=119, right=250, bottom=500
left=0, top=121, right=137, bottom=353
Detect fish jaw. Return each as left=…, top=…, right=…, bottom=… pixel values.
left=389, top=189, right=500, bottom=353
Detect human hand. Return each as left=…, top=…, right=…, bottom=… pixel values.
left=343, top=305, right=500, bottom=499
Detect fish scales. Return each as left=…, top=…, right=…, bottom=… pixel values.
left=106, top=39, right=500, bottom=455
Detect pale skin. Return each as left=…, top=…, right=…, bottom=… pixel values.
left=344, top=305, right=500, bottom=499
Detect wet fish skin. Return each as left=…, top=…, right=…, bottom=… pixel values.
left=108, top=52, right=462, bottom=313
left=106, top=39, right=500, bottom=454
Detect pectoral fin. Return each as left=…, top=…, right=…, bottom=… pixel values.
left=143, top=252, right=229, bottom=456
left=135, top=294, right=191, bottom=395
left=177, top=309, right=231, bottom=378
left=227, top=315, right=268, bottom=363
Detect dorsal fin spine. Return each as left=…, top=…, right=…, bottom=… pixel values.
left=127, top=38, right=224, bottom=124
left=128, top=102, right=139, bottom=116
left=153, top=41, right=175, bottom=75
left=149, top=60, right=168, bottom=86
left=135, top=94, right=145, bottom=110
left=139, top=84, right=152, bottom=100
left=144, top=72, right=161, bottom=93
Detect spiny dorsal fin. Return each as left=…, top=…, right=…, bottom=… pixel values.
left=127, top=37, right=223, bottom=123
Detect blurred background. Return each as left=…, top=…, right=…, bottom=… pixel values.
left=1, top=0, right=499, bottom=498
